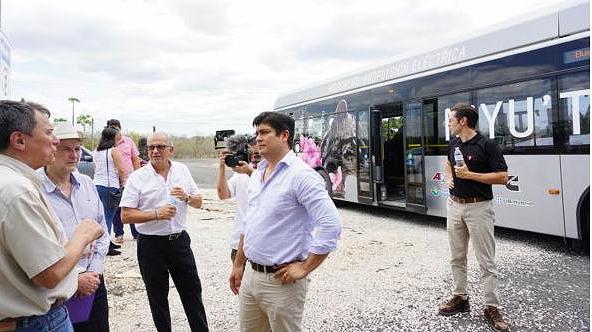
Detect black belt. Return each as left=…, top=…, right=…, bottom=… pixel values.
left=138, top=231, right=184, bottom=241
left=450, top=195, right=489, bottom=204
left=250, top=261, right=279, bottom=274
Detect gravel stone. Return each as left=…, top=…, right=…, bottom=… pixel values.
left=104, top=189, right=590, bottom=331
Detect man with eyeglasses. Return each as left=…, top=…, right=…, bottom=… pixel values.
left=39, top=122, right=111, bottom=331
left=120, top=132, right=209, bottom=332
left=0, top=100, right=104, bottom=332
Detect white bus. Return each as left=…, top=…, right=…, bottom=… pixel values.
left=274, top=0, right=590, bottom=246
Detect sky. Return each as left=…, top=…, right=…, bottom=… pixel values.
left=2, top=0, right=569, bottom=136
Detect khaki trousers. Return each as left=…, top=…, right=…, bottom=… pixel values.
left=446, top=198, right=500, bottom=307
left=239, top=266, right=309, bottom=332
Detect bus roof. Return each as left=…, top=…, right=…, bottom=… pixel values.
left=274, top=0, right=589, bottom=110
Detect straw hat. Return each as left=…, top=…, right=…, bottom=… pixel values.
left=53, top=122, right=81, bottom=140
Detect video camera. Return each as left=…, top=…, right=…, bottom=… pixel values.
left=214, top=130, right=235, bottom=150
left=217, top=131, right=256, bottom=167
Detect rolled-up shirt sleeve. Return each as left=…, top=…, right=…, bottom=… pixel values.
left=295, top=171, right=342, bottom=255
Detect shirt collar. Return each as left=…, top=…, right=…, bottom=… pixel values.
left=38, top=167, right=81, bottom=194
left=464, top=131, right=483, bottom=145
left=146, top=159, right=174, bottom=175
left=0, top=154, right=45, bottom=188
left=256, top=150, right=297, bottom=171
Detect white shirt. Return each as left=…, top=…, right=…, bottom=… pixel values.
left=227, top=173, right=249, bottom=249
left=93, top=148, right=119, bottom=188
left=120, top=160, right=199, bottom=236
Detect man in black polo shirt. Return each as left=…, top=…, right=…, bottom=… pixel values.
left=438, top=103, right=509, bottom=332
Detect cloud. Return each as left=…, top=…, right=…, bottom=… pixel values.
left=3, top=0, right=568, bottom=136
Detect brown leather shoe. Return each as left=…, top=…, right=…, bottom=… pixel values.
left=438, top=295, right=470, bottom=316
left=484, top=306, right=510, bottom=332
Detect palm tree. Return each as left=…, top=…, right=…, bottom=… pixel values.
left=68, top=97, right=80, bottom=125
left=76, top=113, right=93, bottom=138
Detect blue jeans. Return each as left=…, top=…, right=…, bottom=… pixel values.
left=96, top=185, right=119, bottom=234
left=16, top=305, right=73, bottom=332
left=112, top=188, right=138, bottom=238
left=112, top=206, right=138, bottom=238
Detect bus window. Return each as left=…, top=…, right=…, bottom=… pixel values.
left=424, top=92, right=470, bottom=155
left=357, top=111, right=371, bottom=196
left=558, top=72, right=590, bottom=149
left=307, top=116, right=324, bottom=140
left=474, top=79, right=554, bottom=153
left=294, top=118, right=305, bottom=152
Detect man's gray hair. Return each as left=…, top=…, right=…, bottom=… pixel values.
left=150, top=132, right=174, bottom=147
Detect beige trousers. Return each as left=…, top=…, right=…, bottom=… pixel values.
left=446, top=198, right=500, bottom=307
left=239, top=266, right=309, bottom=332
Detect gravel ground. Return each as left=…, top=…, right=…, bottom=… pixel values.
left=104, top=189, right=590, bottom=332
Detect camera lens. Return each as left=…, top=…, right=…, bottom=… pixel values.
left=225, top=155, right=239, bottom=167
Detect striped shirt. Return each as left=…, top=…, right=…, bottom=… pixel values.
left=242, top=151, right=342, bottom=266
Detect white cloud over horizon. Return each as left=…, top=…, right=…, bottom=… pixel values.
left=3, top=0, right=566, bottom=137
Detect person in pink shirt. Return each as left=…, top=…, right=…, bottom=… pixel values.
left=107, top=119, right=140, bottom=242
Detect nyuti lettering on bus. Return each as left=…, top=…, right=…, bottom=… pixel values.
left=443, top=89, right=590, bottom=141
left=274, top=0, right=590, bottom=247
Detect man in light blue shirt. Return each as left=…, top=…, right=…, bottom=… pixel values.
left=40, top=123, right=110, bottom=331
left=229, top=112, right=341, bottom=332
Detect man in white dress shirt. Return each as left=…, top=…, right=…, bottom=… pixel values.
left=229, top=112, right=342, bottom=332
left=120, top=132, right=208, bottom=332
left=216, top=135, right=259, bottom=263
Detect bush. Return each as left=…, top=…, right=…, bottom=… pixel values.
left=82, top=131, right=217, bottom=159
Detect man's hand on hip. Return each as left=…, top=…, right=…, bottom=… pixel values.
left=274, top=262, right=308, bottom=285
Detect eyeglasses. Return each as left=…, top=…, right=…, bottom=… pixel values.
left=148, top=145, right=170, bottom=151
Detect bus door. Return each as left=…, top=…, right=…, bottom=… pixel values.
left=403, top=101, right=427, bottom=213
left=370, top=103, right=406, bottom=207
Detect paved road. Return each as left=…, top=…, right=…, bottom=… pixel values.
left=178, top=158, right=226, bottom=189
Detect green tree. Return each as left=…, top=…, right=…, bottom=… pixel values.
left=53, top=117, right=68, bottom=124
left=76, top=114, right=94, bottom=139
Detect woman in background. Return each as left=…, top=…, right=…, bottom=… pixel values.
left=93, top=127, right=126, bottom=256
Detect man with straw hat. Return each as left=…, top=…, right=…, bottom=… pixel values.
left=39, top=122, right=111, bottom=331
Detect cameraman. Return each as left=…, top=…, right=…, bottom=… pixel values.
left=217, top=139, right=259, bottom=263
